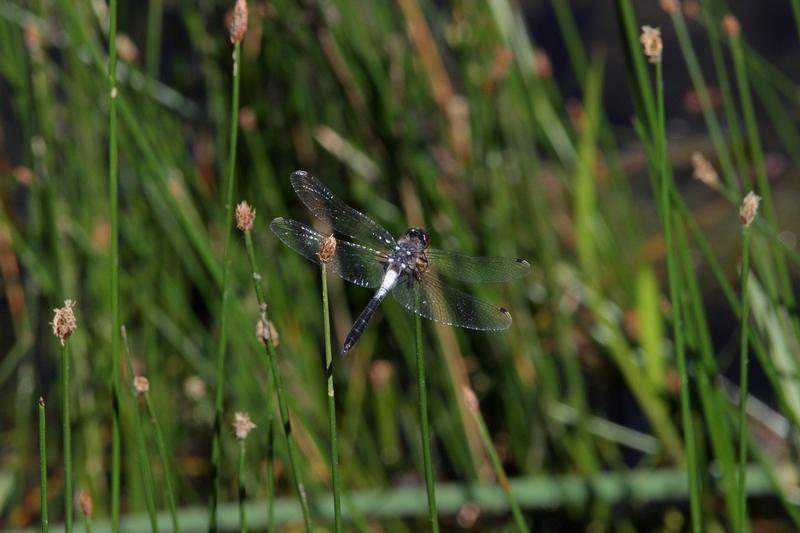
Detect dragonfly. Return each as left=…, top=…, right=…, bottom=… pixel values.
left=270, top=171, right=531, bottom=354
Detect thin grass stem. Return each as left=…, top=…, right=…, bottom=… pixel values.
left=106, top=0, right=122, bottom=528
left=654, top=61, right=701, bottom=532
left=242, top=229, right=313, bottom=531
left=465, top=388, right=529, bottom=532
left=39, top=397, right=48, bottom=533
left=61, top=342, right=72, bottom=533
left=737, top=227, right=753, bottom=529
left=238, top=440, right=247, bottom=533
left=321, top=263, right=343, bottom=531
left=142, top=392, right=180, bottom=532
left=209, top=38, right=243, bottom=532
left=414, top=286, right=439, bottom=532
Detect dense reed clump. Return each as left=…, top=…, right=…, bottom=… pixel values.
left=2, top=0, right=800, bottom=530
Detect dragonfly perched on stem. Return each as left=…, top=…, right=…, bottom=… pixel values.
left=270, top=171, right=531, bottom=354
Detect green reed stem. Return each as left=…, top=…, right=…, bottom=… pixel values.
left=61, top=341, right=72, bottom=533
left=107, top=0, right=121, bottom=529
left=39, top=397, right=48, bottom=533
left=265, top=421, right=275, bottom=532
left=121, top=328, right=159, bottom=533
left=321, top=263, right=343, bottom=531
left=238, top=440, right=247, bottom=533
left=242, top=228, right=313, bottom=531
left=654, top=61, right=701, bottom=532
left=142, top=392, right=180, bottom=532
left=737, top=226, right=752, bottom=530
left=466, top=390, right=529, bottom=532
left=414, top=287, right=439, bottom=532
left=209, top=39, right=242, bottom=532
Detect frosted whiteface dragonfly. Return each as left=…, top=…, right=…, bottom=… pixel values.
left=270, top=171, right=530, bottom=353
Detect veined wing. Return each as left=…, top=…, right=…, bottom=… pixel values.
left=270, top=217, right=386, bottom=288
left=290, top=170, right=396, bottom=251
left=426, top=249, right=531, bottom=283
left=391, top=273, right=512, bottom=330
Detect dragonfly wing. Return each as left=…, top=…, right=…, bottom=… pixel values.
left=270, top=217, right=386, bottom=288
left=390, top=272, right=513, bottom=330
left=426, top=249, right=531, bottom=283
left=290, top=170, right=396, bottom=250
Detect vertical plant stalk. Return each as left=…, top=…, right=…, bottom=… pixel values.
left=242, top=227, right=313, bottom=531
left=238, top=440, right=247, bottom=533
left=62, top=343, right=73, bottom=533
left=107, top=0, right=121, bottom=529
left=321, top=263, right=343, bottom=531
left=141, top=392, right=180, bottom=532
left=414, top=286, right=439, bottom=532
left=464, top=388, right=529, bottom=532
left=654, top=61, right=702, bottom=532
left=209, top=34, right=243, bottom=532
left=39, top=397, right=48, bottom=533
left=737, top=227, right=752, bottom=529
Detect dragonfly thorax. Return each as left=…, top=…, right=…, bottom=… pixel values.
left=385, top=228, right=430, bottom=277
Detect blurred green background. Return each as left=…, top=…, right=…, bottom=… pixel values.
left=2, top=0, right=800, bottom=530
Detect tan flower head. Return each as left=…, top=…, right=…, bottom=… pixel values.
left=256, top=317, right=279, bottom=347
left=317, top=234, right=337, bottom=263
left=235, top=201, right=256, bottom=232
left=640, top=26, right=663, bottom=64
left=134, top=376, right=150, bottom=395
left=722, top=14, right=740, bottom=37
left=233, top=412, right=256, bottom=441
left=229, top=0, right=248, bottom=44
left=659, top=0, right=680, bottom=14
left=691, top=152, right=718, bottom=187
left=78, top=491, right=93, bottom=517
left=739, top=191, right=760, bottom=227
left=51, top=300, right=77, bottom=345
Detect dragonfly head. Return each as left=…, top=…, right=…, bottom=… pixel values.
left=404, top=228, right=430, bottom=249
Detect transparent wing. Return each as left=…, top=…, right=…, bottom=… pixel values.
left=391, top=273, right=513, bottom=330
left=270, top=217, right=386, bottom=288
left=427, top=249, right=531, bottom=283
left=290, top=170, right=396, bottom=250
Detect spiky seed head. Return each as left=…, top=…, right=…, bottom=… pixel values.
left=133, top=376, right=150, bottom=395
left=233, top=412, right=256, bottom=441
left=722, top=14, right=740, bottom=37
left=229, top=0, right=248, bottom=44
left=691, top=152, right=718, bottom=187
left=235, top=201, right=255, bottom=232
left=640, top=26, right=663, bottom=64
left=739, top=191, right=760, bottom=227
left=256, top=318, right=280, bottom=347
left=369, top=360, right=393, bottom=388
left=239, top=107, right=256, bottom=131
left=51, top=300, right=77, bottom=345
left=318, top=234, right=337, bottom=263
left=659, top=0, right=679, bottom=14
left=79, top=491, right=93, bottom=517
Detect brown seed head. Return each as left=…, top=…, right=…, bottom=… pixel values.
left=369, top=360, right=393, bottom=388
left=739, top=191, right=760, bottom=227
left=682, top=0, right=700, bottom=19
left=116, top=34, right=139, bottom=63
left=533, top=48, right=552, bottom=78
left=229, top=0, right=249, bottom=44
left=691, top=152, right=718, bottom=187
left=722, top=15, right=740, bottom=37
left=233, top=412, right=256, bottom=441
left=79, top=491, right=93, bottom=517
left=133, top=376, right=150, bottom=395
left=659, top=0, right=680, bottom=14
left=640, top=26, right=663, bottom=64
left=461, top=385, right=479, bottom=412
left=239, top=107, right=257, bottom=131
left=318, top=234, right=337, bottom=263
left=256, top=318, right=280, bottom=347
left=51, top=300, right=77, bottom=345
left=235, top=201, right=256, bottom=232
